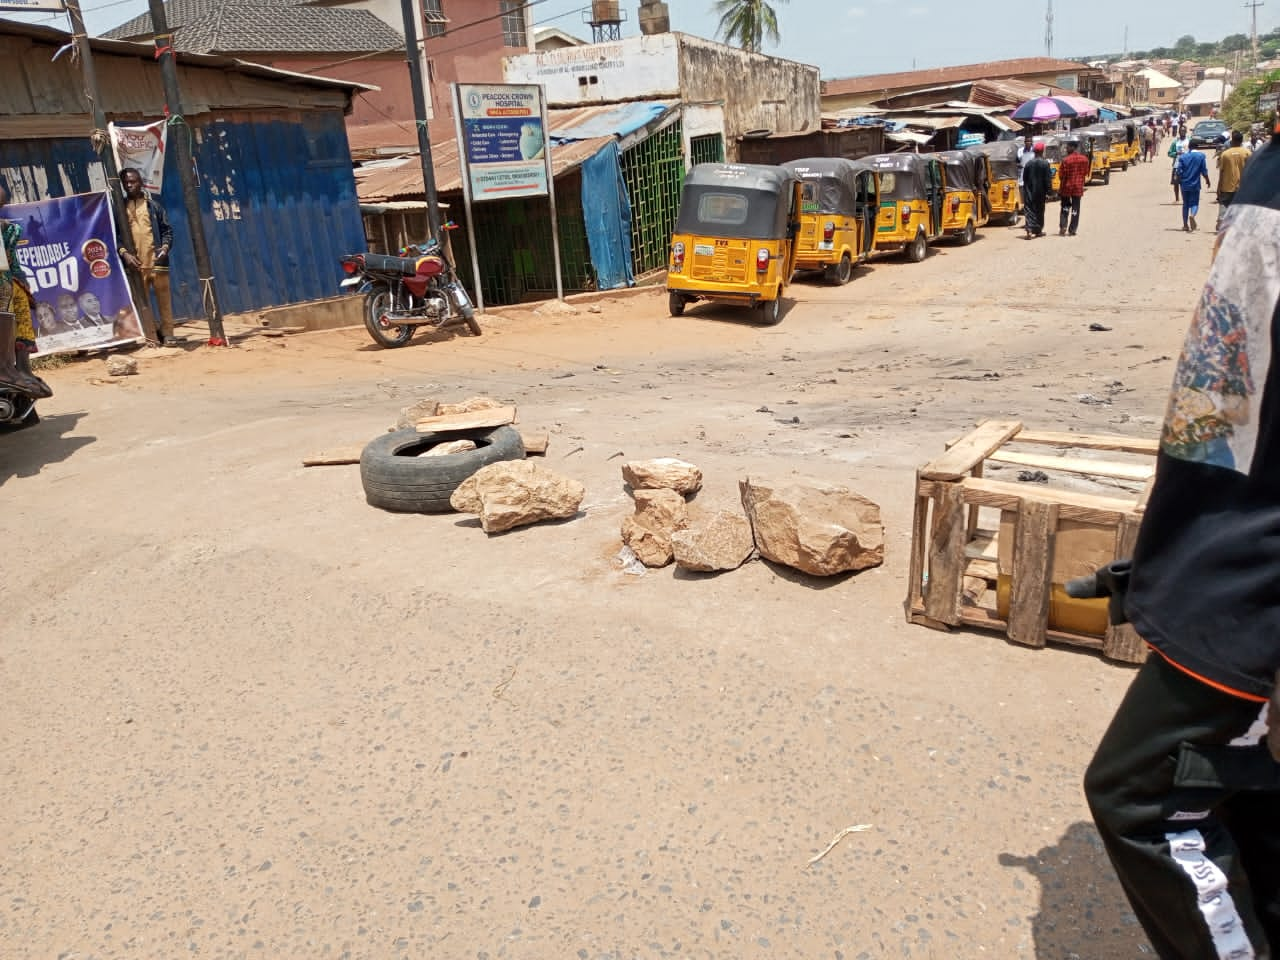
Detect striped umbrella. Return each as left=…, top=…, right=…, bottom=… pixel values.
left=1010, top=97, right=1081, bottom=122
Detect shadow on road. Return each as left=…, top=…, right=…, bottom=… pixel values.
left=0, top=411, right=93, bottom=487
left=1000, top=820, right=1152, bottom=959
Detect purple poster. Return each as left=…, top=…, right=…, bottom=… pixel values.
left=8, top=192, right=144, bottom=355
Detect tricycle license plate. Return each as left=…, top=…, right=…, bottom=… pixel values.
left=694, top=244, right=714, bottom=256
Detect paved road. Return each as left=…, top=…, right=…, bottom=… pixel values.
left=2, top=156, right=1216, bottom=959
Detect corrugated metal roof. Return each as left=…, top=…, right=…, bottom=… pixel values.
left=354, top=136, right=614, bottom=202
left=103, top=0, right=404, bottom=54
left=825, top=57, right=1094, bottom=98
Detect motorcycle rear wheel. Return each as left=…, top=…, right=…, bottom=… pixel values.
left=364, top=286, right=415, bottom=348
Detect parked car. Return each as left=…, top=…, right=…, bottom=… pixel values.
left=1188, top=119, right=1230, bottom=150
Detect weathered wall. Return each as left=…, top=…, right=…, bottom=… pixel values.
left=681, top=103, right=726, bottom=168
left=504, top=33, right=681, bottom=104
left=675, top=36, right=820, bottom=159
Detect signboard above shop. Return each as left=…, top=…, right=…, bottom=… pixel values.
left=457, top=83, right=549, bottom=201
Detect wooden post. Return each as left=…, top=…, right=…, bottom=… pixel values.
left=1007, top=500, right=1058, bottom=648
left=1103, top=513, right=1148, bottom=664
left=924, top=483, right=966, bottom=626
left=147, top=0, right=226, bottom=344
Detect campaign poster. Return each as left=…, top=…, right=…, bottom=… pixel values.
left=0, top=1, right=66, bottom=9
left=7, top=193, right=145, bottom=355
left=110, top=120, right=168, bottom=195
left=458, top=83, right=549, bottom=200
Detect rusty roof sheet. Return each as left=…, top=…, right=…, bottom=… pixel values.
left=355, top=136, right=614, bottom=202
left=825, top=57, right=1093, bottom=98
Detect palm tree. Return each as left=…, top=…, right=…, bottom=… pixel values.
left=713, top=0, right=788, bottom=54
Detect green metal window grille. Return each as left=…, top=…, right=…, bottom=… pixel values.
left=448, top=172, right=593, bottom=307
left=620, top=120, right=685, bottom=276
left=690, top=133, right=725, bottom=166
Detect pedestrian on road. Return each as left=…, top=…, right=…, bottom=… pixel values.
left=1168, top=126, right=1190, bottom=202
left=1216, top=130, right=1250, bottom=229
left=1021, top=142, right=1051, bottom=239
left=1085, top=126, right=1280, bottom=960
left=1017, top=133, right=1036, bottom=212
left=117, top=168, right=177, bottom=346
left=1140, top=121, right=1154, bottom=162
left=1057, top=140, right=1091, bottom=236
left=1175, top=147, right=1211, bottom=232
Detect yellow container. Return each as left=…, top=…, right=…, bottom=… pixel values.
left=996, top=575, right=1110, bottom=637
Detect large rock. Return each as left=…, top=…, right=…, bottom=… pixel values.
left=620, top=488, right=688, bottom=568
left=421, top=439, right=477, bottom=457
left=621, top=458, right=703, bottom=495
left=395, top=398, right=439, bottom=430
left=672, top=510, right=755, bottom=572
left=105, top=355, right=138, bottom=377
left=437, top=395, right=504, bottom=416
left=451, top=460, right=584, bottom=533
left=739, top=478, right=884, bottom=576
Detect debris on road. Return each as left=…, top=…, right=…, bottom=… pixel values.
left=302, top=446, right=364, bottom=467
left=806, top=824, right=873, bottom=868
left=105, top=356, right=138, bottom=377
left=416, top=405, right=517, bottom=433
left=421, top=439, right=477, bottom=457
left=672, top=509, right=755, bottom=573
left=615, top=545, right=646, bottom=576
left=1089, top=322, right=1113, bottom=332
left=1016, top=469, right=1051, bottom=483
left=395, top=398, right=439, bottom=430
left=621, top=458, right=703, bottom=495
left=740, top=478, right=885, bottom=576
left=437, top=396, right=506, bottom=417
left=621, top=488, right=689, bottom=568
left=520, top=431, right=549, bottom=456
left=450, top=460, right=585, bottom=533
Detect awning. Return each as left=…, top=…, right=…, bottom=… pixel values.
left=886, top=130, right=933, bottom=146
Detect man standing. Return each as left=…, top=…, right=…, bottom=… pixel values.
left=1017, top=133, right=1036, bottom=213
left=1139, top=121, right=1153, bottom=163
left=1057, top=140, right=1091, bottom=236
left=117, top=168, right=177, bottom=345
left=1168, top=125, right=1190, bottom=202
left=1216, top=130, right=1250, bottom=229
left=1175, top=147, right=1211, bottom=232
left=1085, top=128, right=1280, bottom=960
left=1021, top=142, right=1051, bottom=239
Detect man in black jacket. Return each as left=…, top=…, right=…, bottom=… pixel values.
left=1084, top=128, right=1280, bottom=959
left=1021, top=142, right=1051, bottom=239
left=117, top=168, right=177, bottom=345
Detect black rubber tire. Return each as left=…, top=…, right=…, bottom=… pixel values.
left=906, top=231, right=927, bottom=263
left=464, top=314, right=482, bottom=336
left=360, top=425, right=525, bottom=513
left=668, top=292, right=686, bottom=317
left=759, top=294, right=782, bottom=326
left=1103, top=167, right=1111, bottom=186
left=364, top=285, right=414, bottom=349
left=960, top=220, right=975, bottom=245
left=826, top=252, right=853, bottom=285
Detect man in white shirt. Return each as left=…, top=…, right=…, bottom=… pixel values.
left=1017, top=133, right=1036, bottom=216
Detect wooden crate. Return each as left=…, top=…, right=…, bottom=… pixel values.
left=906, top=420, right=1158, bottom=664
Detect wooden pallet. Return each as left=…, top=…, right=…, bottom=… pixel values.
left=906, top=420, right=1158, bottom=664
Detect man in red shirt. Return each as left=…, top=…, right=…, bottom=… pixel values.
left=1057, top=139, right=1092, bottom=236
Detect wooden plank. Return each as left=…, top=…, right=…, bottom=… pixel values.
left=1012, top=429, right=1160, bottom=456
left=416, top=405, right=517, bottom=433
left=950, top=476, right=1138, bottom=524
left=965, top=558, right=999, bottom=581
left=520, top=431, right=549, bottom=455
left=920, top=420, right=1023, bottom=481
left=1136, top=476, right=1156, bottom=512
left=1104, top=513, right=1149, bottom=664
left=906, top=481, right=930, bottom=615
left=302, top=445, right=364, bottom=467
left=987, top=449, right=1155, bottom=483
left=964, top=528, right=998, bottom=561
left=1007, top=500, right=1058, bottom=649
left=924, top=483, right=966, bottom=625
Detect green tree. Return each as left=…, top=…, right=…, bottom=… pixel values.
left=1175, top=33, right=1196, bottom=53
left=1195, top=42, right=1217, bottom=59
left=1149, top=46, right=1171, bottom=58
left=712, top=0, right=788, bottom=53
left=1221, top=33, right=1250, bottom=52
left=1222, top=69, right=1280, bottom=132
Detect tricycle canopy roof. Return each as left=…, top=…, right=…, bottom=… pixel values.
left=966, top=139, right=1020, bottom=180
left=675, top=163, right=798, bottom=240
left=857, top=152, right=937, bottom=200
left=934, top=149, right=981, bottom=192
left=781, top=157, right=864, bottom=216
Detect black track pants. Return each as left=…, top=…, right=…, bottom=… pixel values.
left=1085, top=654, right=1280, bottom=959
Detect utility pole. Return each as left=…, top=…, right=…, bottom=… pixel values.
left=399, top=0, right=442, bottom=240
left=146, top=0, right=226, bottom=344
left=62, top=0, right=154, bottom=333
left=1245, top=1, right=1264, bottom=66
left=1045, top=0, right=1054, bottom=58
left=1123, top=24, right=1128, bottom=57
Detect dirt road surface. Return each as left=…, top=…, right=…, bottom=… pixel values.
left=3, top=161, right=1214, bottom=959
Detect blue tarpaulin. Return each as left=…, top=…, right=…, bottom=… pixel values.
left=578, top=141, right=634, bottom=291
left=552, top=101, right=671, bottom=144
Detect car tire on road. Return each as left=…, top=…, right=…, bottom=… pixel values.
left=360, top=425, right=525, bottom=513
left=906, top=231, right=927, bottom=263
left=825, top=252, right=854, bottom=285
left=668, top=292, right=687, bottom=317
left=759, top=294, right=782, bottom=326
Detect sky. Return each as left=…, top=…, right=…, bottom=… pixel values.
left=10, top=0, right=1280, bottom=77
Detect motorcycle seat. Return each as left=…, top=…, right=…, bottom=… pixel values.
left=362, top=253, right=427, bottom=276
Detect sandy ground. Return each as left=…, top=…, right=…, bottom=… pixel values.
left=2, top=161, right=1216, bottom=959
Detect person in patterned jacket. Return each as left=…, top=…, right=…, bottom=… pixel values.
left=1056, top=140, right=1092, bottom=237
left=1084, top=126, right=1280, bottom=959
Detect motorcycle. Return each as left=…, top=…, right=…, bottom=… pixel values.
left=339, top=238, right=481, bottom=348
left=0, top=357, right=41, bottom=433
